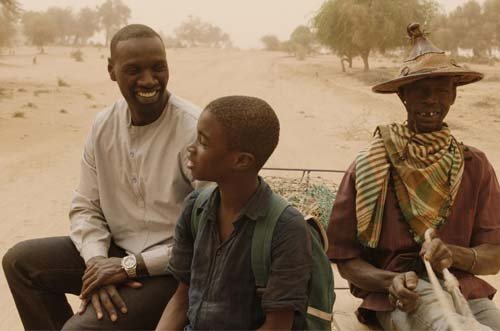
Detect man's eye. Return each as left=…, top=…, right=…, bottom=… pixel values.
left=197, top=136, right=204, bottom=144
left=125, top=67, right=139, bottom=74
left=154, top=64, right=167, bottom=71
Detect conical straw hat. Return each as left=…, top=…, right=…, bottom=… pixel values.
left=372, top=23, right=483, bottom=94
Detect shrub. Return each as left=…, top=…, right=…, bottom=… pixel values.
left=57, top=78, right=70, bottom=87
left=13, top=111, right=25, bottom=118
left=70, top=49, right=84, bottom=62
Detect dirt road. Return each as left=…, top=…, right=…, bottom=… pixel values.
left=1, top=46, right=499, bottom=330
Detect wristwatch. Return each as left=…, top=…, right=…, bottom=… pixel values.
left=121, top=255, right=137, bottom=278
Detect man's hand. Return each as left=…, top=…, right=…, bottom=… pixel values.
left=77, top=283, right=142, bottom=322
left=80, top=256, right=141, bottom=299
left=420, top=234, right=453, bottom=273
left=388, top=271, right=419, bottom=312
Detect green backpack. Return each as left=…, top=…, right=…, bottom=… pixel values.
left=190, top=187, right=335, bottom=331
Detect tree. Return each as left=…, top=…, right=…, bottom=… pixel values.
left=437, top=0, right=492, bottom=58
left=174, top=16, right=232, bottom=48
left=483, top=0, right=500, bottom=49
left=22, top=11, right=57, bottom=53
left=46, top=7, right=74, bottom=45
left=0, top=0, right=20, bottom=17
left=289, top=25, right=316, bottom=57
left=98, top=0, right=131, bottom=46
left=430, top=0, right=500, bottom=59
left=261, top=34, right=281, bottom=51
left=0, top=0, right=20, bottom=49
left=73, top=7, right=100, bottom=45
left=313, top=0, right=438, bottom=71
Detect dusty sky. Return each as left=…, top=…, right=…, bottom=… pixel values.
left=19, top=0, right=483, bottom=48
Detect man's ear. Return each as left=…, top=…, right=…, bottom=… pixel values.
left=234, top=152, right=255, bottom=171
left=397, top=88, right=406, bottom=105
left=108, top=57, right=116, bottom=81
left=450, top=85, right=457, bottom=105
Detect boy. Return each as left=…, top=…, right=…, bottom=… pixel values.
left=156, top=96, right=312, bottom=330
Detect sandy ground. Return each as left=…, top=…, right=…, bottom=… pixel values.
left=1, top=46, right=499, bottom=330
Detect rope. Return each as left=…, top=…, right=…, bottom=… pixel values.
left=262, top=167, right=346, bottom=174
left=423, top=229, right=462, bottom=331
left=423, top=229, right=479, bottom=331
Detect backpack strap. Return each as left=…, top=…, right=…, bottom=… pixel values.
left=190, top=186, right=217, bottom=239
left=251, top=193, right=290, bottom=288
left=305, top=215, right=329, bottom=253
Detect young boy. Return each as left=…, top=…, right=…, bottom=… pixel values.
left=156, top=96, right=312, bottom=330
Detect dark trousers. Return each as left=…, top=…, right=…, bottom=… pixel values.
left=2, top=236, right=178, bottom=330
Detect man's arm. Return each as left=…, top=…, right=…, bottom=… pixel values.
left=421, top=240, right=500, bottom=275
left=450, top=244, right=500, bottom=275
left=69, top=122, right=110, bottom=262
left=465, top=154, right=500, bottom=275
left=421, top=154, right=500, bottom=276
left=156, top=282, right=189, bottom=331
left=337, top=257, right=398, bottom=293
left=338, top=257, right=419, bottom=312
left=70, top=121, right=139, bottom=321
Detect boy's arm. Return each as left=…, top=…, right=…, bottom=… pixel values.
left=156, top=282, right=189, bottom=331
left=260, top=208, right=312, bottom=330
left=257, top=310, right=294, bottom=330
left=155, top=191, right=198, bottom=330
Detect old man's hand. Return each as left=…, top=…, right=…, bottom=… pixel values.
left=420, top=233, right=453, bottom=273
left=388, top=271, right=419, bottom=312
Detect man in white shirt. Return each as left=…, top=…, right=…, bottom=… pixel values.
left=3, top=24, right=201, bottom=330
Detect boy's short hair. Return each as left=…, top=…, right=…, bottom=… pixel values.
left=110, top=24, right=163, bottom=59
left=206, top=96, right=280, bottom=169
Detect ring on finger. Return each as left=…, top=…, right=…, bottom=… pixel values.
left=395, top=299, right=404, bottom=310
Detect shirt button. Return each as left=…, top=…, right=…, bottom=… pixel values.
left=130, top=152, right=135, bottom=158
left=132, top=177, right=137, bottom=183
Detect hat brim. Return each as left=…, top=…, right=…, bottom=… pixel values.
left=372, top=70, right=484, bottom=94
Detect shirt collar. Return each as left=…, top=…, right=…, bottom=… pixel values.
left=126, top=93, right=172, bottom=128
left=200, top=177, right=272, bottom=222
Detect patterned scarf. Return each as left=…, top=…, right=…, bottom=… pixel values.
left=355, top=123, right=464, bottom=248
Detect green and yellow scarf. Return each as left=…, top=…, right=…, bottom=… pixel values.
left=355, top=123, right=464, bottom=248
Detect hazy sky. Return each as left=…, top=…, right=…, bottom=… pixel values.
left=19, top=0, right=483, bottom=48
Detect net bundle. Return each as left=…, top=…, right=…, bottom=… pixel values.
left=264, top=175, right=338, bottom=228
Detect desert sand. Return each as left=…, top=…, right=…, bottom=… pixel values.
left=1, top=46, right=499, bottom=330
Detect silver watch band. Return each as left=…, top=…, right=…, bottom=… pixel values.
left=121, top=255, right=137, bottom=278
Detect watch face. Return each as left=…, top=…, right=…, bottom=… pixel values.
left=123, top=255, right=136, bottom=269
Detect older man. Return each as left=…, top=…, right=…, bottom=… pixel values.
left=3, top=24, right=200, bottom=330
left=327, top=23, right=500, bottom=330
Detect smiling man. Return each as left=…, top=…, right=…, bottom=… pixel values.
left=327, top=23, right=500, bottom=330
left=3, top=24, right=201, bottom=330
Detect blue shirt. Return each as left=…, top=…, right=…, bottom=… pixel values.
left=167, top=178, right=312, bottom=330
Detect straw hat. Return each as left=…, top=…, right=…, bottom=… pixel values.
left=372, top=23, right=483, bottom=94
